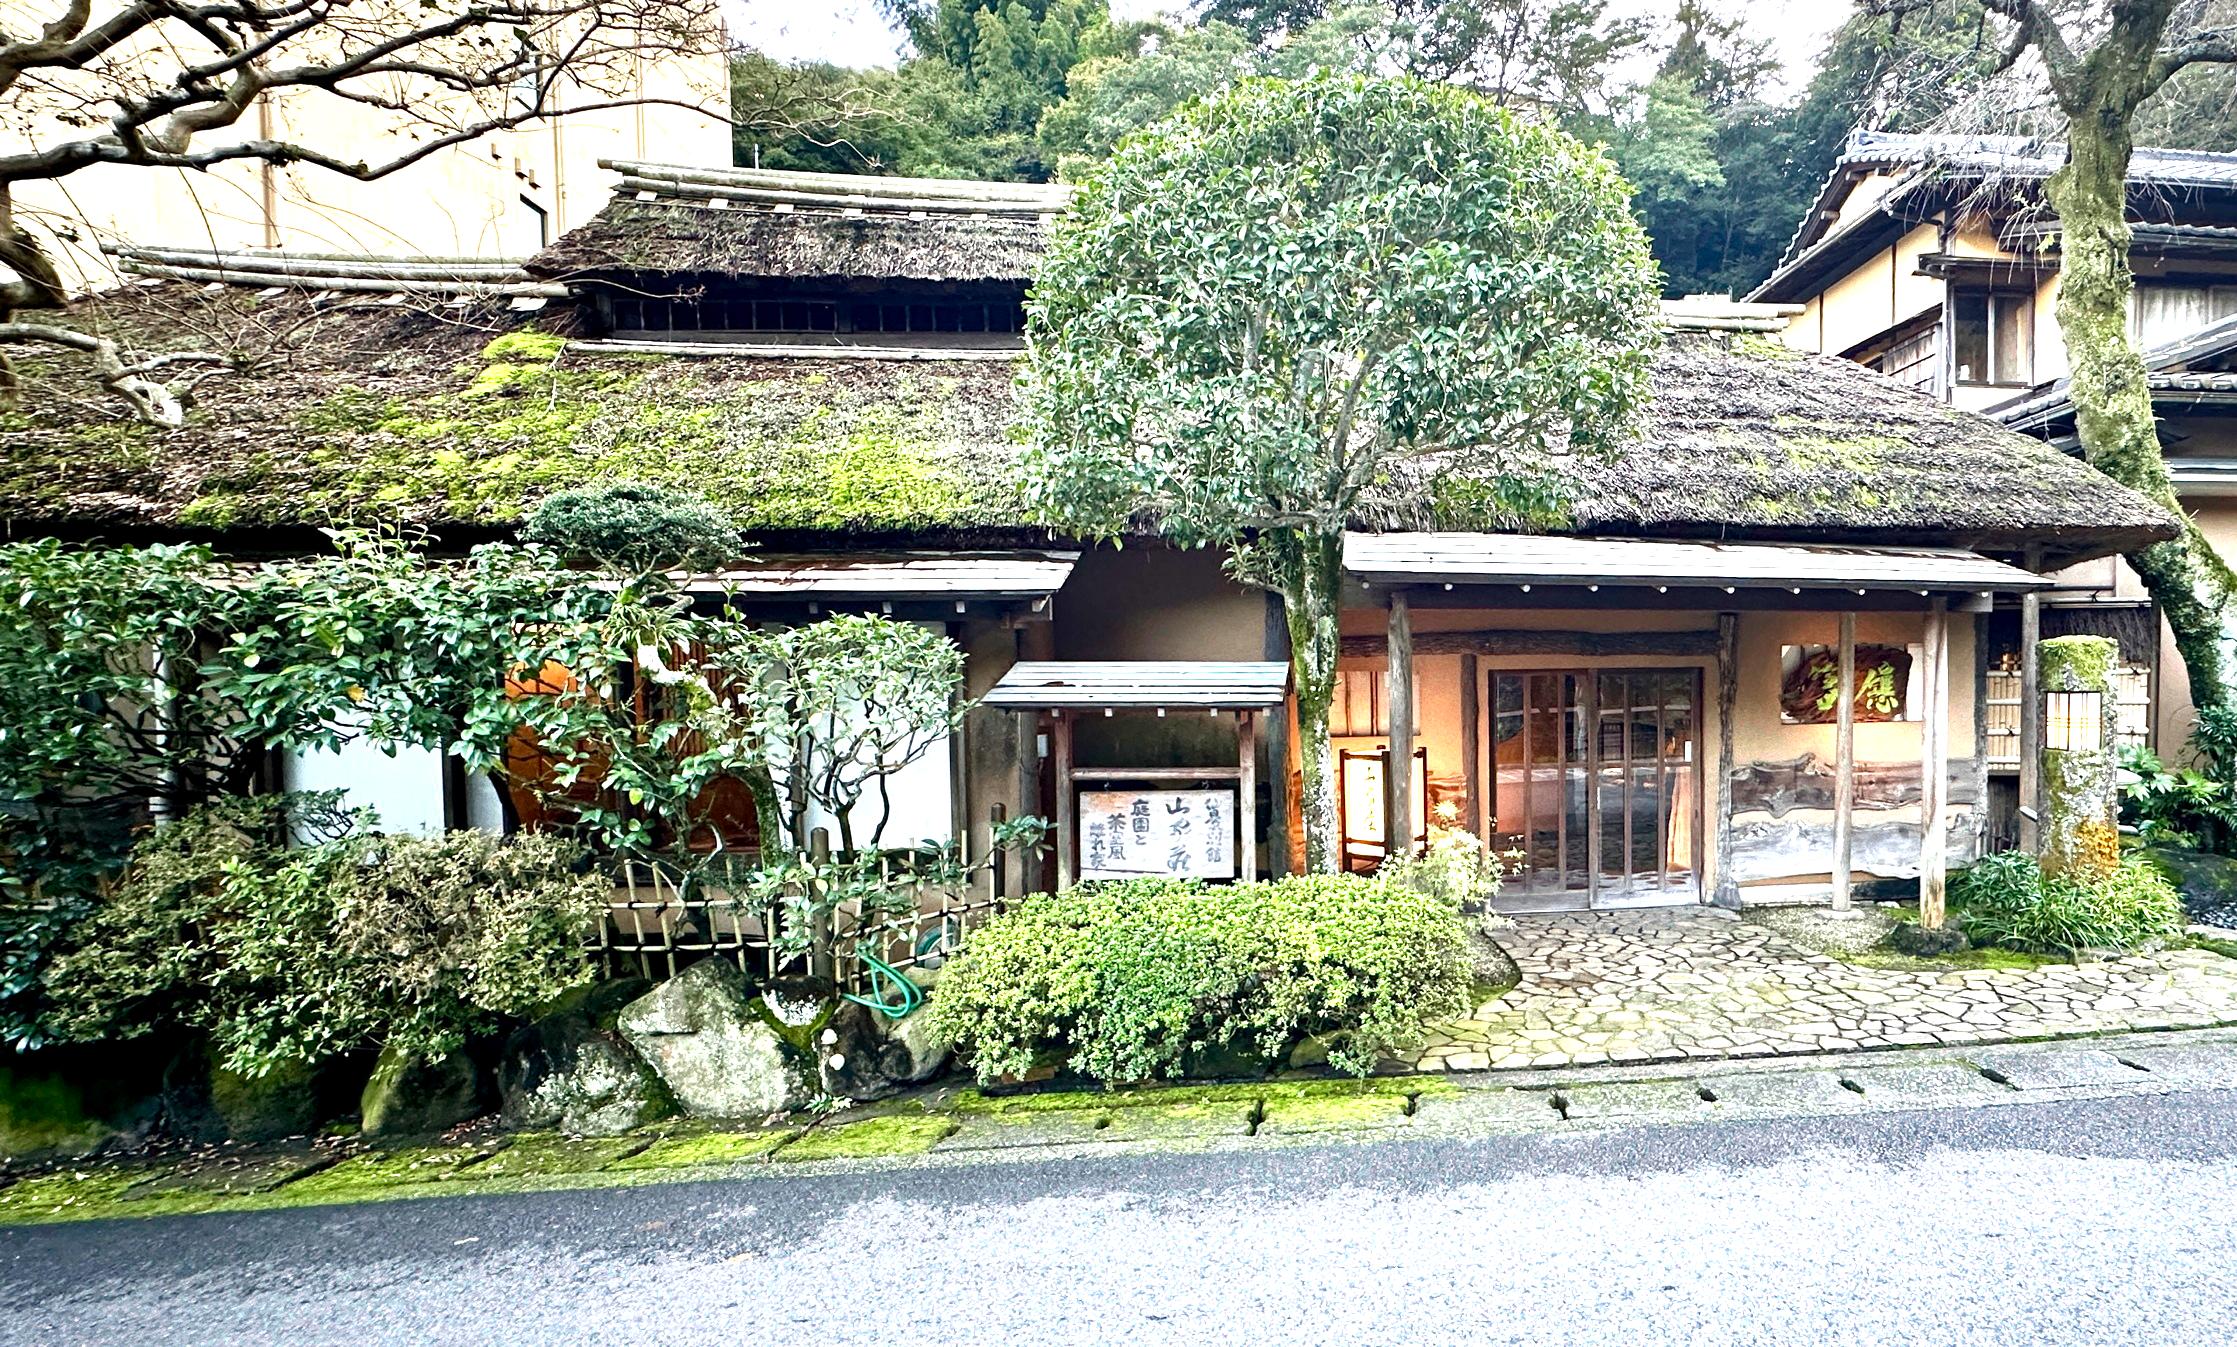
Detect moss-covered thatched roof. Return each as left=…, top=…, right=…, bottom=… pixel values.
left=0, top=284, right=2173, bottom=566
left=523, top=164, right=1067, bottom=286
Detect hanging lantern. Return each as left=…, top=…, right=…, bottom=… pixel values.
left=2045, top=689, right=2105, bottom=753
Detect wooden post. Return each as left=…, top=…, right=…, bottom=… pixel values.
left=989, top=801, right=1008, bottom=903
left=1460, top=653, right=1482, bottom=845
left=1052, top=710, right=1076, bottom=891
left=1832, top=611, right=1857, bottom=911
left=2018, top=545, right=2044, bottom=853
left=809, top=826, right=834, bottom=982
left=1385, top=589, right=1415, bottom=863
left=1713, top=612, right=1740, bottom=907
left=1919, top=599, right=1950, bottom=929
left=1237, top=710, right=1258, bottom=880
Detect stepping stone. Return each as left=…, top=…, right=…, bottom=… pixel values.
left=1698, top=1071, right=1864, bottom=1114
left=1966, top=1046, right=2150, bottom=1090
left=1557, top=1081, right=1713, bottom=1122
left=938, top=1110, right=1111, bottom=1152
left=2113, top=1045, right=2237, bottom=1089
left=1838, top=1064, right=2011, bottom=1107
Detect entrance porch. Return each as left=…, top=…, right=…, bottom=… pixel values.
left=1336, top=532, right=2054, bottom=913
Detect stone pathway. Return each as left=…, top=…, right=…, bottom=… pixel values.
left=1412, top=908, right=2237, bottom=1073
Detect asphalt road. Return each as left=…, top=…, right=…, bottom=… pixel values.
left=8, top=1091, right=2237, bottom=1347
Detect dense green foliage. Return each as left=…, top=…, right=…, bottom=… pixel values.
left=520, top=481, right=748, bottom=573
left=41, top=797, right=608, bottom=1074
left=1020, top=72, right=1656, bottom=870
left=1951, top=850, right=2188, bottom=957
left=930, top=873, right=1474, bottom=1083
left=732, top=0, right=2050, bottom=295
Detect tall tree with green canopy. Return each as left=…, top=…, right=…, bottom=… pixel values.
left=1928, top=0, right=2237, bottom=712
left=1019, top=74, right=1660, bottom=872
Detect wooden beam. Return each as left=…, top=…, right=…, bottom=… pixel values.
left=2018, top=545, right=2043, bottom=853
left=1920, top=600, right=1950, bottom=928
left=1396, top=586, right=2001, bottom=614
left=1067, top=767, right=1245, bottom=782
left=1238, top=710, right=1258, bottom=881
left=1340, top=628, right=1720, bottom=659
left=1460, top=653, right=1482, bottom=844
left=1714, top=612, right=1740, bottom=907
left=1386, top=590, right=1415, bottom=862
left=1832, top=611, right=1857, bottom=911
left=1053, top=710, right=1076, bottom=891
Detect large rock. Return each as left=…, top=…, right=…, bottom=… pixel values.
left=616, top=960, right=819, bottom=1119
left=819, top=999, right=953, bottom=1101
left=211, top=1057, right=319, bottom=1142
left=500, top=980, right=676, bottom=1136
left=360, top=1046, right=486, bottom=1137
left=2143, top=845, right=2237, bottom=929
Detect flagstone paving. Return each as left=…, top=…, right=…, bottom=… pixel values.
left=1411, top=909, right=2237, bottom=1073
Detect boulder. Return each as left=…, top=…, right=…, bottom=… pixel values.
left=2142, top=845, right=2237, bottom=928
left=0, top=1065, right=120, bottom=1160
left=211, top=1057, right=320, bottom=1142
left=1887, top=922, right=1971, bottom=958
left=500, top=980, right=676, bottom=1136
left=616, top=960, right=819, bottom=1119
left=360, top=1046, right=486, bottom=1137
left=819, top=999, right=953, bottom=1101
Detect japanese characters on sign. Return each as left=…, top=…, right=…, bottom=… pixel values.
left=1078, top=788, right=1237, bottom=881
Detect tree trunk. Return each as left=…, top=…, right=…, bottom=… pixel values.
left=2045, top=112, right=2237, bottom=720
left=1268, top=529, right=1344, bottom=874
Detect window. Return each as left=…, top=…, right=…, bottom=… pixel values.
left=1873, top=326, right=1939, bottom=395
left=2133, top=284, right=2237, bottom=349
left=600, top=288, right=1026, bottom=339
left=1951, top=289, right=2034, bottom=386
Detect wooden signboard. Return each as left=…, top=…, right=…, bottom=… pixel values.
left=1078, top=788, right=1237, bottom=881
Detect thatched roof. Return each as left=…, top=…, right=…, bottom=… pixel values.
left=0, top=282, right=2172, bottom=568
left=524, top=163, right=1069, bottom=285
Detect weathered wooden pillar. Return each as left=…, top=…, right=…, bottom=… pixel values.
left=1831, top=611, right=1857, bottom=911
left=2018, top=545, right=2044, bottom=853
left=1237, top=709, right=1258, bottom=880
left=1052, top=709, right=1076, bottom=891
left=2039, top=634, right=2120, bottom=884
left=1919, top=599, right=1951, bottom=929
left=1385, top=589, right=1414, bottom=862
left=1712, top=611, right=1740, bottom=908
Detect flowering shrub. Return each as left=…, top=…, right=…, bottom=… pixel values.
left=931, top=872, right=1472, bottom=1084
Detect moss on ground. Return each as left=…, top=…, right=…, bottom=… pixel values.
left=278, top=1141, right=508, bottom=1199
left=776, top=1115, right=958, bottom=1162
left=442, top=1133, right=648, bottom=1180
left=947, top=1074, right=1447, bottom=1116
left=609, top=1129, right=799, bottom=1171
left=1256, top=1093, right=1413, bottom=1134
left=2187, top=934, right=2237, bottom=962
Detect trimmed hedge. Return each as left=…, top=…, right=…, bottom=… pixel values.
left=930, top=873, right=1473, bottom=1084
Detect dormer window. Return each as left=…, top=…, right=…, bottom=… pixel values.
left=591, top=282, right=1027, bottom=349
left=1951, top=288, right=2034, bottom=388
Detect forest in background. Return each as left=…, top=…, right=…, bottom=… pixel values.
left=729, top=0, right=2237, bottom=297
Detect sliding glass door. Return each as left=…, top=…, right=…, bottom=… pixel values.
left=1490, top=668, right=1700, bottom=908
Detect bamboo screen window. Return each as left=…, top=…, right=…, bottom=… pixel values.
left=605, top=295, right=1026, bottom=336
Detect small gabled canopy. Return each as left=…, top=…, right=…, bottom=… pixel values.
left=984, top=662, right=1292, bottom=711
left=681, top=551, right=1076, bottom=619
left=1344, top=532, right=2049, bottom=607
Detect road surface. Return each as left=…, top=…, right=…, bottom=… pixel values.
left=6, top=1089, right=2236, bottom=1346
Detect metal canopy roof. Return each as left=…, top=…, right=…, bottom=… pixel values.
left=684, top=551, right=1077, bottom=602
left=984, top=661, right=1292, bottom=710
left=1343, top=533, right=2050, bottom=594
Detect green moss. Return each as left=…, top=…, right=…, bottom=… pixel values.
left=1733, top=332, right=1804, bottom=361
left=2188, top=934, right=2237, bottom=962
left=279, top=1141, right=506, bottom=1198
left=0, top=1069, right=113, bottom=1161
left=480, top=331, right=569, bottom=364
left=1257, top=1092, right=1412, bottom=1132
left=440, top=1133, right=647, bottom=1180
left=777, top=1115, right=958, bottom=1161
left=607, top=1128, right=799, bottom=1170
left=0, top=1167, right=208, bottom=1225
left=2040, top=635, right=2119, bottom=693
